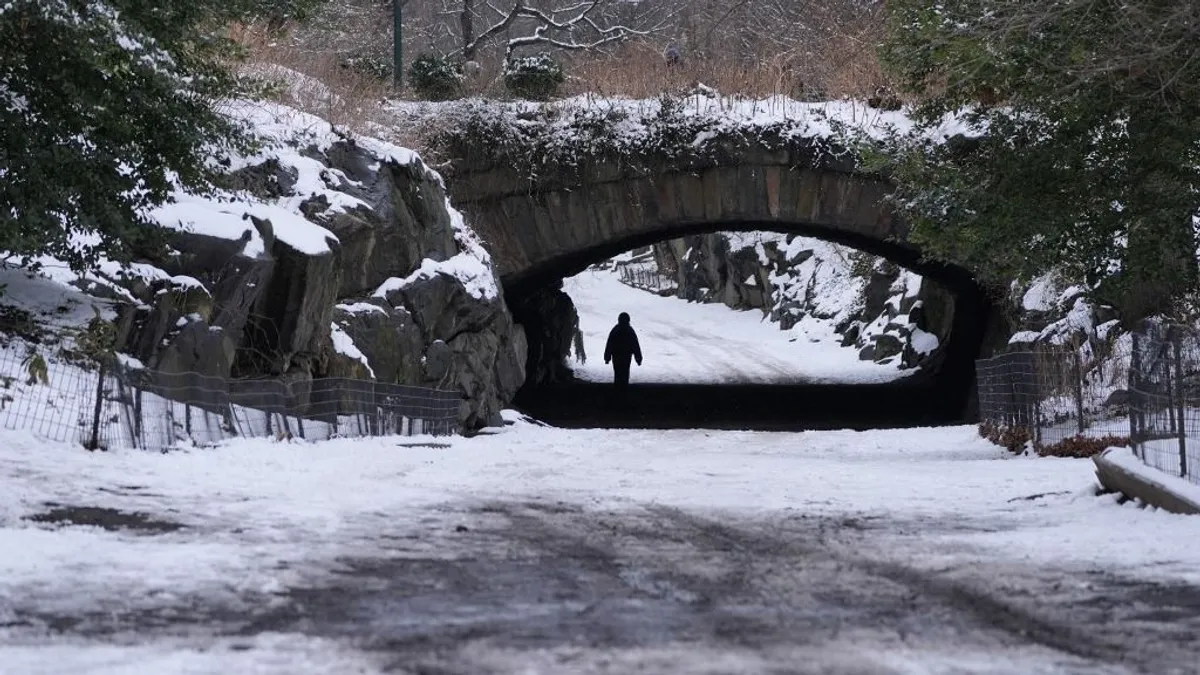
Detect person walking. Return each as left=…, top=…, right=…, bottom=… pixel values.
left=604, top=312, right=642, bottom=393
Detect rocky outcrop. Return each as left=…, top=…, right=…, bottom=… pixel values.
left=320, top=149, right=460, bottom=298
left=116, top=230, right=272, bottom=380
left=366, top=271, right=527, bottom=424
left=654, top=236, right=771, bottom=308
left=109, top=103, right=525, bottom=429
left=1001, top=274, right=1131, bottom=400
left=1006, top=275, right=1122, bottom=350
left=509, top=282, right=582, bottom=386
left=244, top=223, right=342, bottom=376
left=646, top=232, right=953, bottom=370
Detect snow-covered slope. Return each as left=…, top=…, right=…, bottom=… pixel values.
left=1, top=99, right=526, bottom=434
left=565, top=268, right=906, bottom=384
left=607, top=232, right=948, bottom=375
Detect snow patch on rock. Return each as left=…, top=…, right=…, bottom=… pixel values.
left=330, top=322, right=375, bottom=378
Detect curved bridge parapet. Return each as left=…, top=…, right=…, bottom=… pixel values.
left=442, top=139, right=921, bottom=293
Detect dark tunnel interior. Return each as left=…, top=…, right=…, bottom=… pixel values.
left=506, top=222, right=997, bottom=432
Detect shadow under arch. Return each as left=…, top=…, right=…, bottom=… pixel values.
left=502, top=221, right=995, bottom=432
left=444, top=141, right=999, bottom=429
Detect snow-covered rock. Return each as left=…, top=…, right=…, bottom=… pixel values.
left=11, top=101, right=526, bottom=429
left=644, top=233, right=948, bottom=370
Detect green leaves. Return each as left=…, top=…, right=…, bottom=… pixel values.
left=879, top=0, right=1200, bottom=315
left=409, top=54, right=464, bottom=101
left=0, top=0, right=323, bottom=272
left=503, top=53, right=565, bottom=101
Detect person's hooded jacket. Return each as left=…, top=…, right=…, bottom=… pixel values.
left=604, top=312, right=642, bottom=366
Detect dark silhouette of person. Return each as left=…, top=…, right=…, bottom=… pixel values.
left=664, top=42, right=682, bottom=68
left=604, top=312, right=642, bottom=392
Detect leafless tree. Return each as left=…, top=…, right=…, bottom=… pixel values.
left=445, top=0, right=673, bottom=63
left=282, top=0, right=887, bottom=97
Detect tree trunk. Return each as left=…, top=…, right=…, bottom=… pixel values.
left=461, top=0, right=476, bottom=60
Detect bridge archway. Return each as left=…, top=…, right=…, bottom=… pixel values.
left=446, top=147, right=999, bottom=428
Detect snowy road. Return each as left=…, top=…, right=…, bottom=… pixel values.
left=564, top=269, right=905, bottom=385
left=4, top=421, right=1200, bottom=673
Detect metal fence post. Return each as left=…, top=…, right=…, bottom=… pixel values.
left=1172, top=332, right=1188, bottom=478
left=1033, top=392, right=1042, bottom=447
left=224, top=402, right=240, bottom=437
left=134, top=387, right=144, bottom=447
left=87, top=358, right=108, bottom=451
left=1129, top=331, right=1141, bottom=459
left=1073, top=350, right=1086, bottom=435
left=392, top=0, right=403, bottom=88
left=116, top=371, right=138, bottom=450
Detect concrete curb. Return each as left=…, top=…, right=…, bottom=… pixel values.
left=1093, top=448, right=1200, bottom=515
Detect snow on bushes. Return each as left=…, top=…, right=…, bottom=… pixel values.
left=420, top=93, right=918, bottom=182
left=409, top=54, right=463, bottom=101
left=503, top=52, right=565, bottom=101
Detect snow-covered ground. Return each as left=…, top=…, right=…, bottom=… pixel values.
left=3, top=419, right=1200, bottom=673
left=1, top=93, right=1194, bottom=673
left=564, top=268, right=905, bottom=384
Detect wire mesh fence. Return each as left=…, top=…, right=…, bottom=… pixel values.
left=617, top=264, right=676, bottom=293
left=0, top=346, right=114, bottom=448
left=1128, top=323, right=1200, bottom=484
left=0, top=344, right=461, bottom=452
left=976, top=323, right=1200, bottom=484
left=976, top=339, right=1132, bottom=456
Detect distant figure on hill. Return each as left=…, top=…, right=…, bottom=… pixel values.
left=604, top=312, right=642, bottom=393
left=664, top=43, right=682, bottom=67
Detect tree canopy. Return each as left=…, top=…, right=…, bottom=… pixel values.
left=879, top=0, right=1200, bottom=316
left=0, top=0, right=322, bottom=271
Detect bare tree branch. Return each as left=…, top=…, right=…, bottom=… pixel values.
left=462, top=1, right=524, bottom=61
left=502, top=0, right=668, bottom=60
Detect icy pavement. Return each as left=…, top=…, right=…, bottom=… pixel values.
left=3, top=420, right=1200, bottom=674
left=564, top=269, right=906, bottom=385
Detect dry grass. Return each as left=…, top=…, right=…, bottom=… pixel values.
left=979, top=421, right=1033, bottom=454
left=564, top=29, right=890, bottom=101
left=1038, top=434, right=1131, bottom=458
left=232, top=22, right=393, bottom=134
left=225, top=9, right=894, bottom=145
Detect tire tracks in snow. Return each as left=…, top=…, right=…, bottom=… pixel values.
left=482, top=500, right=1170, bottom=672
left=29, top=498, right=1183, bottom=674
left=470, top=501, right=1122, bottom=666
left=638, top=504, right=1188, bottom=675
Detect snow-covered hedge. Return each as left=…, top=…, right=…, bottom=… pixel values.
left=503, top=52, right=565, bottom=101
left=424, top=94, right=916, bottom=180
left=409, top=54, right=463, bottom=102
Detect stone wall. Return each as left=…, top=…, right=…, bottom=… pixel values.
left=443, top=135, right=936, bottom=294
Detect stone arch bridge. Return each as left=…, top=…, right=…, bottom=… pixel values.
left=446, top=139, right=976, bottom=292
left=442, top=135, right=997, bottom=425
